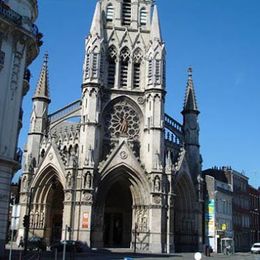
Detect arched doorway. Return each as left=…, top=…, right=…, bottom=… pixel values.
left=46, top=181, right=64, bottom=243
left=174, top=174, right=197, bottom=252
left=103, top=180, right=132, bottom=247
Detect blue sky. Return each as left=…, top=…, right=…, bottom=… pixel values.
left=16, top=0, right=260, bottom=187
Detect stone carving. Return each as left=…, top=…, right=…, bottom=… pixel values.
left=34, top=211, right=39, bottom=228
left=40, top=211, right=45, bottom=228
left=82, top=192, right=92, bottom=202
left=66, top=172, right=72, bottom=189
left=85, top=146, right=94, bottom=166
left=154, top=151, right=162, bottom=170
left=137, top=97, right=145, bottom=105
left=153, top=195, right=161, bottom=205
left=120, top=151, right=128, bottom=160
left=48, top=153, right=53, bottom=160
left=119, top=116, right=128, bottom=134
left=104, top=100, right=140, bottom=140
left=136, top=208, right=148, bottom=232
left=83, top=172, right=92, bottom=189
left=154, top=175, right=161, bottom=192
left=65, top=192, right=72, bottom=201
left=22, top=175, right=27, bottom=191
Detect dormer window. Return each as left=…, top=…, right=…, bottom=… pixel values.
left=140, top=8, right=147, bottom=26
left=122, top=0, right=131, bottom=26
left=106, top=4, right=114, bottom=22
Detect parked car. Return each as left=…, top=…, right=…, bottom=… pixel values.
left=251, top=243, right=260, bottom=254
left=27, top=236, right=46, bottom=251
left=50, top=240, right=85, bottom=252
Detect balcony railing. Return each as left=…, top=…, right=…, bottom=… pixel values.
left=0, top=2, right=22, bottom=25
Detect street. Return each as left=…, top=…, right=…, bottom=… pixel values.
left=3, top=249, right=260, bottom=260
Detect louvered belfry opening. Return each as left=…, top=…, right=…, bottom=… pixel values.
left=108, top=46, right=117, bottom=88
left=106, top=4, right=114, bottom=22
left=133, top=63, right=140, bottom=88
left=120, top=47, right=130, bottom=88
left=122, top=0, right=131, bottom=26
left=140, top=8, right=147, bottom=25
left=133, top=49, right=143, bottom=88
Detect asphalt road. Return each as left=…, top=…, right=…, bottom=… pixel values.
left=19, top=251, right=260, bottom=260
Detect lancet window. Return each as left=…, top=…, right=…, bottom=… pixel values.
left=133, top=48, right=143, bottom=88
left=120, top=47, right=130, bottom=88
left=85, top=49, right=90, bottom=80
left=92, top=47, right=99, bottom=78
left=107, top=46, right=117, bottom=88
left=122, top=0, right=131, bottom=26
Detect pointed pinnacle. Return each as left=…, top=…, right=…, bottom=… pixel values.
left=33, top=54, right=51, bottom=103
left=183, top=67, right=199, bottom=112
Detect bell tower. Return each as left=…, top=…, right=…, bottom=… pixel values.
left=80, top=0, right=166, bottom=253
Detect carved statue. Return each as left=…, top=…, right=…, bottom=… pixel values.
left=66, top=173, right=72, bottom=189
left=154, top=176, right=161, bottom=192
left=40, top=211, right=45, bottom=228
left=35, top=211, right=39, bottom=228
left=119, top=116, right=128, bottom=134
left=86, top=172, right=92, bottom=189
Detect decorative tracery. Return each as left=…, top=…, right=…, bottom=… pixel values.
left=104, top=100, right=140, bottom=140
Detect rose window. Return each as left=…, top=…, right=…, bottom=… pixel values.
left=104, top=101, right=140, bottom=140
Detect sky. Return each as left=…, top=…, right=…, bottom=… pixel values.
left=16, top=0, right=260, bottom=188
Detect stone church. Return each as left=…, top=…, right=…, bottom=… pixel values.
left=18, top=0, right=204, bottom=253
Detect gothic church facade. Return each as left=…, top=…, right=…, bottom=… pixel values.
left=18, top=0, right=204, bottom=253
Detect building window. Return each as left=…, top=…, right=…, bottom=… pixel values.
left=92, top=52, right=98, bottom=78
left=107, top=46, right=117, bottom=88
left=133, top=48, right=143, bottom=88
left=120, top=47, right=130, bottom=87
left=133, top=63, right=140, bottom=88
left=106, top=4, right=114, bottom=22
left=140, top=8, right=147, bottom=25
left=155, top=59, right=161, bottom=83
left=85, top=52, right=90, bottom=79
left=148, top=59, right=153, bottom=84
left=122, top=0, right=131, bottom=26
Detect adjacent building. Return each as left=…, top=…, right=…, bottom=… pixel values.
left=204, top=168, right=233, bottom=253
left=204, top=167, right=252, bottom=252
left=17, top=0, right=204, bottom=253
left=248, top=185, right=260, bottom=245
left=0, top=0, right=40, bottom=255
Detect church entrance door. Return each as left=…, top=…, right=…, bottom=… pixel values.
left=45, top=181, right=64, bottom=244
left=103, top=180, right=132, bottom=248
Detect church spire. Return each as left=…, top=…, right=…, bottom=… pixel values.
left=183, top=67, right=199, bottom=113
left=150, top=5, right=162, bottom=42
left=90, top=1, right=102, bottom=37
left=33, top=53, right=50, bottom=103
